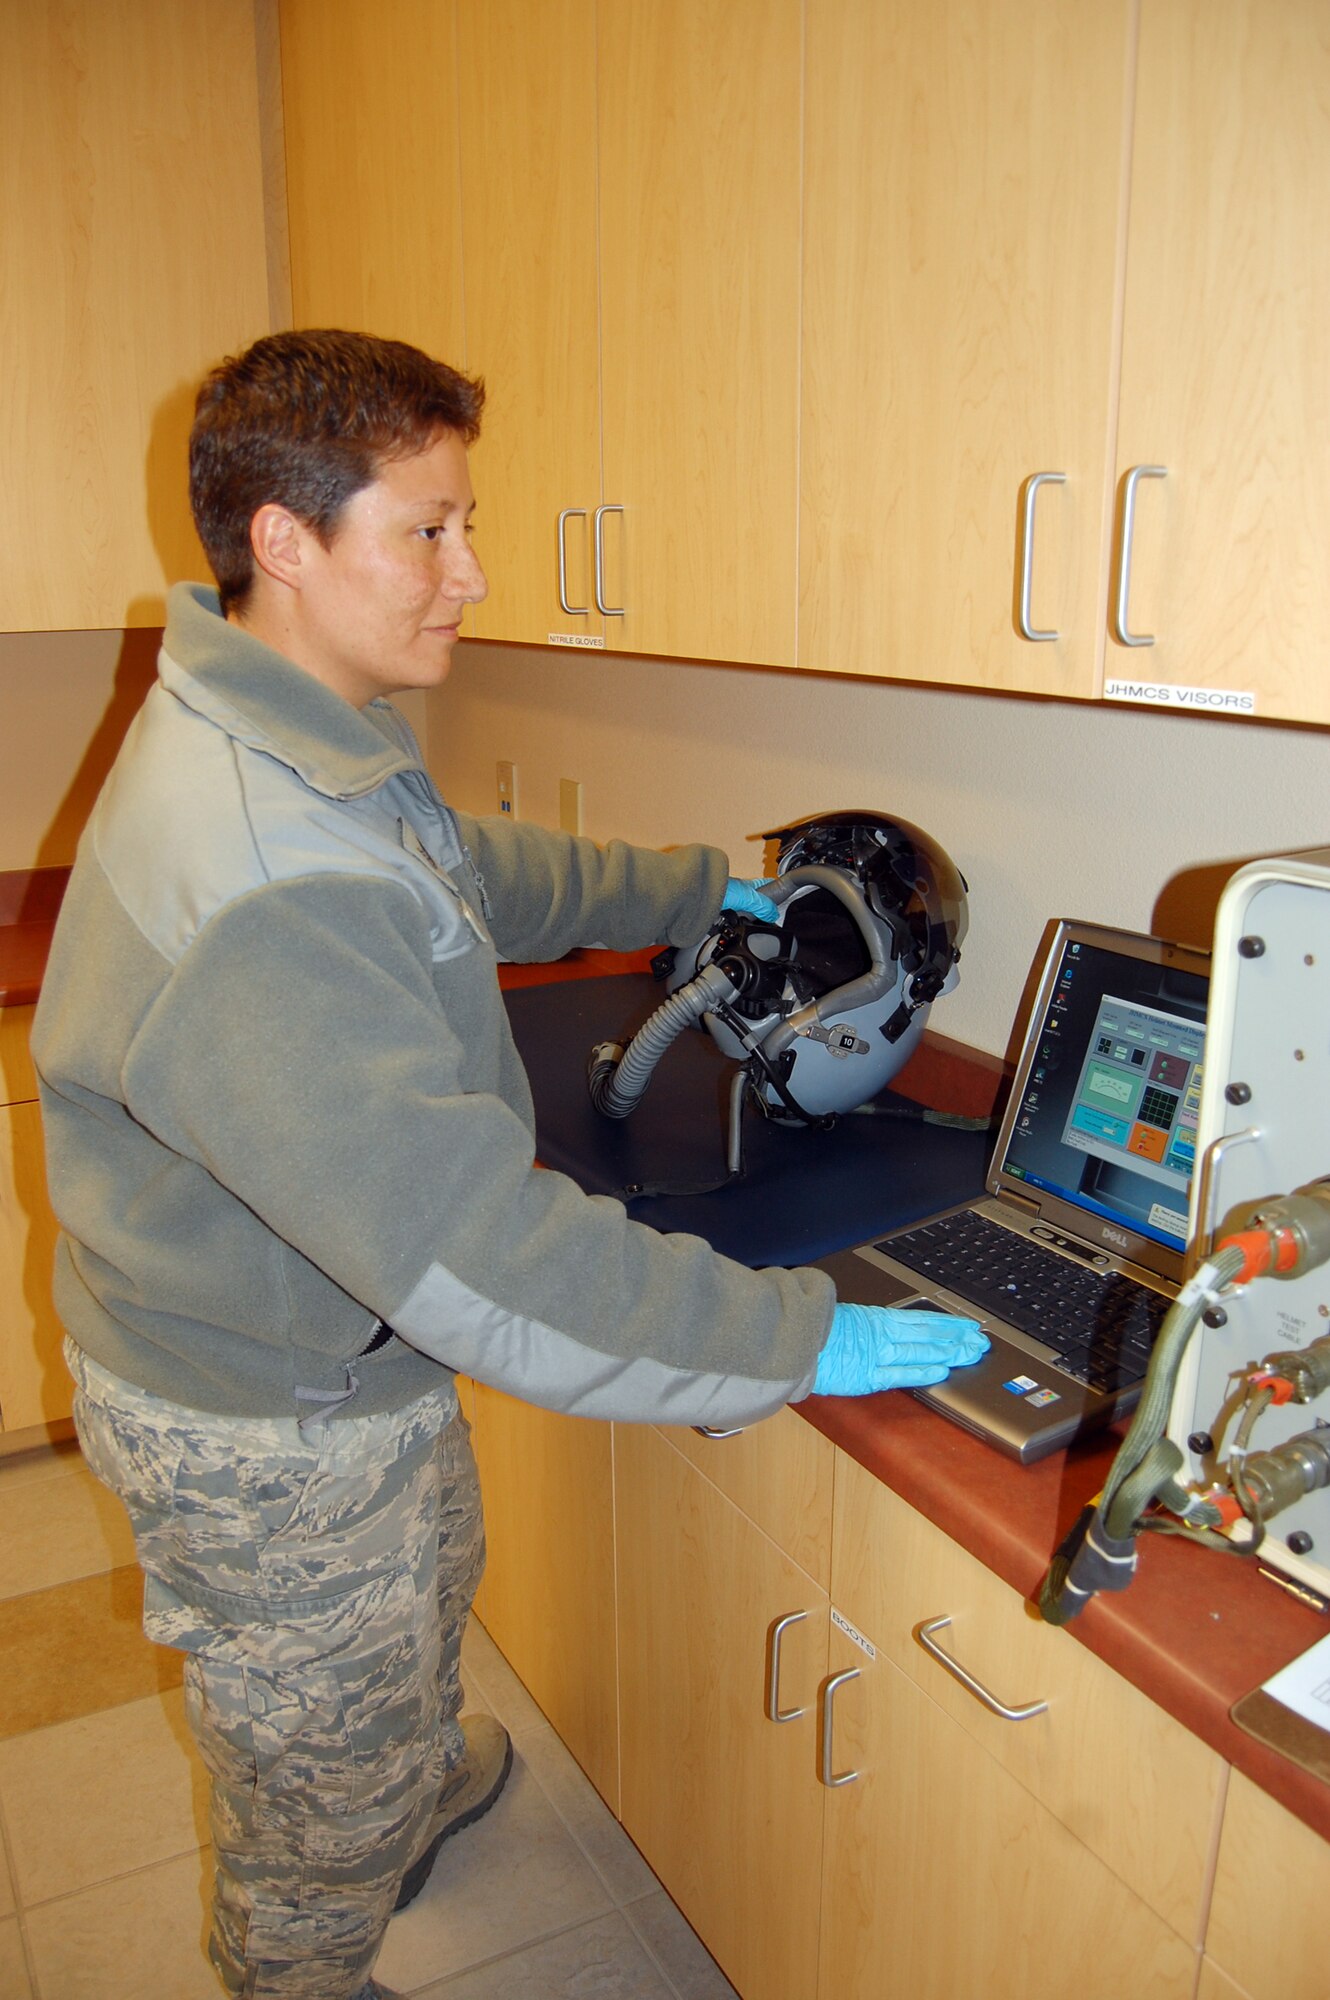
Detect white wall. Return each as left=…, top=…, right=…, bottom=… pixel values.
left=0, top=630, right=426, bottom=878
left=427, top=642, right=1330, bottom=1060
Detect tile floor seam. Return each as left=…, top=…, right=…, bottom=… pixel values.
left=0, top=1777, right=41, bottom=1999
left=619, top=1896, right=691, bottom=2000
left=12, top=1830, right=210, bottom=1913
left=514, top=1740, right=646, bottom=1911
left=402, top=1904, right=655, bottom=1995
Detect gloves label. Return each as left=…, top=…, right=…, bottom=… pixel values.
left=830, top=1605, right=877, bottom=1661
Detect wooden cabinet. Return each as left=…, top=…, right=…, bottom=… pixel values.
left=615, top=1416, right=833, bottom=2000
left=454, top=0, right=603, bottom=650
left=1, top=0, right=273, bottom=631
left=1111, top=0, right=1330, bottom=723
left=1204, top=1769, right=1328, bottom=2000
left=817, top=1454, right=1211, bottom=1999
left=288, top=0, right=802, bottom=666
left=279, top=0, right=464, bottom=359
left=475, top=1388, right=1329, bottom=2000
left=816, top=1649, right=1198, bottom=1999
left=849, top=1468, right=1222, bottom=1938
left=277, top=0, right=1330, bottom=721
left=801, top=0, right=1330, bottom=723
left=799, top=0, right=1133, bottom=698
left=0, top=1009, right=70, bottom=1435
left=594, top=0, right=802, bottom=667
left=466, top=1385, right=618, bottom=1809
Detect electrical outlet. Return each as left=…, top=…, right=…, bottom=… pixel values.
left=559, top=777, right=583, bottom=836
left=496, top=761, right=518, bottom=817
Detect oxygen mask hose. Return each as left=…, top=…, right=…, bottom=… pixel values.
left=588, top=961, right=741, bottom=1120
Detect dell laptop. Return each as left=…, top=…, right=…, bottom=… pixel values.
left=816, top=920, right=1210, bottom=1462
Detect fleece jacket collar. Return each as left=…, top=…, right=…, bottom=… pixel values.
left=159, top=583, right=420, bottom=802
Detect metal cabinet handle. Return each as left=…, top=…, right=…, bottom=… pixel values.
left=1017, top=472, right=1066, bottom=641
left=692, top=1425, right=745, bottom=1439
left=765, top=1610, right=808, bottom=1723
left=819, top=1666, right=861, bottom=1785
left=594, top=503, right=625, bottom=615
left=557, top=508, right=589, bottom=616
left=1111, top=465, right=1167, bottom=647
left=913, top=1616, right=1048, bottom=1721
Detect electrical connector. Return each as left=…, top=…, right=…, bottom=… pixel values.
left=1217, top=1179, right=1330, bottom=1284
left=1212, top=1429, right=1330, bottom=1529
left=1248, top=1333, right=1330, bottom=1405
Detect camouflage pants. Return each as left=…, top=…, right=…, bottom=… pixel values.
left=66, top=1339, right=485, bottom=2000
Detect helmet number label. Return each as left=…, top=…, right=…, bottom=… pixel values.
left=798, top=1022, right=869, bottom=1058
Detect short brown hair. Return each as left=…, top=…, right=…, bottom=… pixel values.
left=189, top=329, right=485, bottom=614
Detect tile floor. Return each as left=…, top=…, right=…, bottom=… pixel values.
left=0, top=1436, right=739, bottom=2000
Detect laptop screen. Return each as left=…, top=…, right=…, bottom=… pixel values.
left=997, top=926, right=1210, bottom=1257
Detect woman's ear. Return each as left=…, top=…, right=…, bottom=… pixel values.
left=248, top=503, right=308, bottom=592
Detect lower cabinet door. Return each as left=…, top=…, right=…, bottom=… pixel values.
left=467, top=1384, right=619, bottom=1809
left=0, top=1099, right=70, bottom=1434
left=819, top=1457, right=1201, bottom=2000
left=616, top=1424, right=828, bottom=2000
left=817, top=1647, right=1199, bottom=1999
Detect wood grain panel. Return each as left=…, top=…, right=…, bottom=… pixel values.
left=0, top=1101, right=70, bottom=1433
left=0, top=0, right=272, bottom=629
left=616, top=1423, right=827, bottom=2000
left=817, top=1645, right=1199, bottom=2000
left=801, top=0, right=1132, bottom=694
left=0, top=1009, right=38, bottom=1108
left=657, top=1405, right=835, bottom=1592
left=280, top=0, right=464, bottom=358
left=598, top=0, right=802, bottom=666
left=1206, top=1769, right=1328, bottom=2000
left=456, top=0, right=603, bottom=647
left=468, top=1384, right=618, bottom=1809
left=1115, top=0, right=1330, bottom=721
left=831, top=1452, right=1222, bottom=1943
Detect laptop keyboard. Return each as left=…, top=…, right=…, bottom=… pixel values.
left=879, top=1208, right=1170, bottom=1392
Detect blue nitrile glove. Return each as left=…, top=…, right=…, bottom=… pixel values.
left=721, top=876, right=781, bottom=925
left=812, top=1302, right=989, bottom=1396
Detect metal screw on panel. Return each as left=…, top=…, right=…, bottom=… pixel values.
left=1188, top=1432, right=1216, bottom=1455
left=1237, top=935, right=1266, bottom=958
left=1225, top=1082, right=1252, bottom=1106
left=1287, top=1531, right=1315, bottom=1556
left=1202, top=1307, right=1228, bottom=1330
left=1295, top=1050, right=1306, bottom=1062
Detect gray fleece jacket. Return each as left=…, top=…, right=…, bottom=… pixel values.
left=32, top=585, right=832, bottom=1424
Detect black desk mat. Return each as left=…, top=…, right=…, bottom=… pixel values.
left=503, top=973, right=991, bottom=1268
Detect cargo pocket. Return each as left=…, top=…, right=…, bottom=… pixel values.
left=193, top=1563, right=438, bottom=1821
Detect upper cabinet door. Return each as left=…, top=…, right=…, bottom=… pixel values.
left=1, top=0, right=272, bottom=630
left=457, top=0, right=604, bottom=648
left=800, top=0, right=1133, bottom=694
left=598, top=0, right=803, bottom=667
left=280, top=0, right=464, bottom=358
left=1112, top=0, right=1330, bottom=724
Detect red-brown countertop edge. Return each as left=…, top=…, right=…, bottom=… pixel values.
left=0, top=867, right=70, bottom=1007
left=8, top=914, right=1326, bottom=1838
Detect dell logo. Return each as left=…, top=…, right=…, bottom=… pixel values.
left=1102, top=1226, right=1129, bottom=1249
